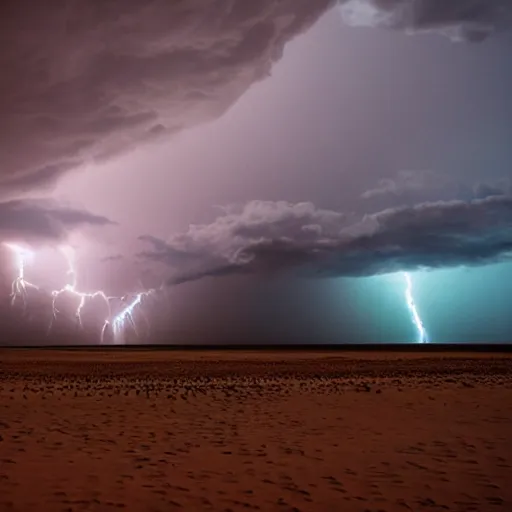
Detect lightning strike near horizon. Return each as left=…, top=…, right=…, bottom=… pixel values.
left=2, top=241, right=155, bottom=343
left=3, top=242, right=39, bottom=309
left=403, top=272, right=429, bottom=343
left=48, top=245, right=113, bottom=340
left=111, top=290, right=154, bottom=344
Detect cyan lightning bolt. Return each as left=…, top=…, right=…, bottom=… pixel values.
left=403, top=272, right=428, bottom=343
left=3, top=242, right=39, bottom=309
left=48, top=245, right=113, bottom=341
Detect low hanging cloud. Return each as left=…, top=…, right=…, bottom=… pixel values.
left=2, top=1, right=511, bottom=197
left=139, top=200, right=348, bottom=270
left=0, top=199, right=115, bottom=243
left=139, top=197, right=512, bottom=285
left=338, top=0, right=512, bottom=41
left=0, top=0, right=333, bottom=196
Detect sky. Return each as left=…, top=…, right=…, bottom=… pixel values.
left=1, top=0, right=512, bottom=345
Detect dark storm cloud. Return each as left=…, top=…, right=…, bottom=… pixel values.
left=339, top=0, right=512, bottom=41
left=2, top=0, right=510, bottom=197
left=0, top=199, right=115, bottom=243
left=138, top=201, right=349, bottom=290
left=139, top=200, right=347, bottom=271
left=0, top=0, right=334, bottom=195
left=139, top=197, right=512, bottom=285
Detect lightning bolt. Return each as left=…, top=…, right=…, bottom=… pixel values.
left=403, top=272, right=428, bottom=343
left=3, top=243, right=39, bottom=310
left=3, top=241, right=155, bottom=344
left=111, top=290, right=153, bottom=344
left=48, top=245, right=113, bottom=340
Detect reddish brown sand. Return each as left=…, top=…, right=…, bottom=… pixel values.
left=1, top=350, right=511, bottom=512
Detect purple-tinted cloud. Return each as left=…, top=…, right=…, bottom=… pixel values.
left=139, top=196, right=512, bottom=285
left=0, top=199, right=115, bottom=243
left=2, top=0, right=511, bottom=198
left=0, top=0, right=334, bottom=196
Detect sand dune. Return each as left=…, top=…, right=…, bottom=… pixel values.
left=1, top=351, right=511, bottom=511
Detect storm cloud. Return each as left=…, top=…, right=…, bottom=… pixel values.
left=0, top=199, right=115, bottom=243
left=2, top=0, right=511, bottom=197
left=339, top=0, right=512, bottom=42
left=0, top=0, right=334, bottom=196
left=139, top=196, right=512, bottom=285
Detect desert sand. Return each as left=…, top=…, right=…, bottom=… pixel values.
left=1, top=350, right=511, bottom=512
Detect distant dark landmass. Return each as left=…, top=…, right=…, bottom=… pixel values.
left=4, top=343, right=512, bottom=352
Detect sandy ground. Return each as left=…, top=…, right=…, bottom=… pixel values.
left=1, top=351, right=511, bottom=512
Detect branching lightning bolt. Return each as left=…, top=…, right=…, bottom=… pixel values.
left=403, top=272, right=428, bottom=343
left=3, top=243, right=39, bottom=310
left=111, top=290, right=153, bottom=344
left=2, top=241, right=155, bottom=344
left=48, top=245, right=115, bottom=341
left=5, top=241, right=433, bottom=347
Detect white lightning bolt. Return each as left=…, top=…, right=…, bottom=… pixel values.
left=111, top=290, right=153, bottom=344
left=3, top=241, right=155, bottom=344
left=48, top=245, right=113, bottom=341
left=403, top=272, right=428, bottom=343
left=3, top=242, right=39, bottom=309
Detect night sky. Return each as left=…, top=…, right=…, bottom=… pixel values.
left=1, top=0, right=511, bottom=345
